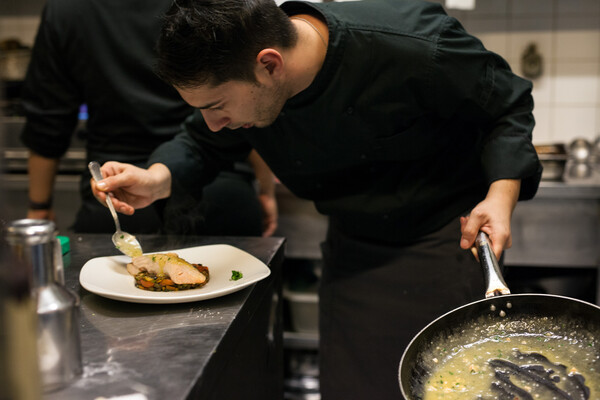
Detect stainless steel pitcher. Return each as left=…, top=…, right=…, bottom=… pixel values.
left=4, top=219, right=82, bottom=392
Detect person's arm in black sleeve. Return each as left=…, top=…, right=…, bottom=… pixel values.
left=20, top=3, right=83, bottom=220
left=429, top=15, right=542, bottom=201
left=426, top=14, right=542, bottom=258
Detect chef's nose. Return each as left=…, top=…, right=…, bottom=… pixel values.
left=201, top=111, right=230, bottom=132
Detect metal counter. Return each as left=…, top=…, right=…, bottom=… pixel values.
left=46, top=234, right=286, bottom=400
left=507, top=165, right=600, bottom=304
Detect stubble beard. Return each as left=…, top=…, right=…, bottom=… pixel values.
left=252, top=82, right=289, bottom=128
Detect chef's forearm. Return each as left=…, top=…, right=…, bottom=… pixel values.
left=28, top=151, right=60, bottom=206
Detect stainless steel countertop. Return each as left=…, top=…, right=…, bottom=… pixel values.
left=45, top=234, right=285, bottom=400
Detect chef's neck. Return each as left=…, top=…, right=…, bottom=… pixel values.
left=284, top=13, right=329, bottom=97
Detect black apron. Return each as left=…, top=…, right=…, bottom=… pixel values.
left=318, top=216, right=486, bottom=399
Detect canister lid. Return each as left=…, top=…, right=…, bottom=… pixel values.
left=4, top=219, right=56, bottom=246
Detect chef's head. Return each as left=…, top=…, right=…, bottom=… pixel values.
left=156, top=0, right=297, bottom=88
left=156, top=0, right=299, bottom=132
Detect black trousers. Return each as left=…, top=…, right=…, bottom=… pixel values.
left=318, top=217, right=486, bottom=400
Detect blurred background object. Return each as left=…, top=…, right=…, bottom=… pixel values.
left=567, top=138, right=593, bottom=179
left=0, top=38, right=31, bottom=81
left=0, top=80, right=42, bottom=400
left=535, top=143, right=567, bottom=181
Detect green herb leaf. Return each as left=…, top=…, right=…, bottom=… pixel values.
left=230, top=270, right=243, bottom=281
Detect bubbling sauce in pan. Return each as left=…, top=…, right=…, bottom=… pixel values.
left=418, top=310, right=599, bottom=400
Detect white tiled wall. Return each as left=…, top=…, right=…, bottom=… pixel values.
left=442, top=0, right=600, bottom=145
left=2, top=0, right=600, bottom=145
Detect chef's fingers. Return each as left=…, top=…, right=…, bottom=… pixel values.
left=461, top=215, right=480, bottom=261
left=99, top=161, right=130, bottom=177
left=461, top=212, right=507, bottom=261
left=90, top=179, right=133, bottom=215
left=490, top=229, right=511, bottom=261
left=106, top=193, right=136, bottom=215
left=90, top=178, right=108, bottom=202
left=460, top=212, right=487, bottom=251
left=89, top=176, right=136, bottom=215
left=262, top=218, right=278, bottom=237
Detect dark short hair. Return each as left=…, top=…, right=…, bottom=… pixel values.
left=156, top=0, right=298, bottom=88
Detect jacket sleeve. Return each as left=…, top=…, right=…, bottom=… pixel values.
left=20, top=3, right=83, bottom=158
left=147, top=110, right=253, bottom=200
left=428, top=15, right=542, bottom=200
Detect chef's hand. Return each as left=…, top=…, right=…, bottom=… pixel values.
left=459, top=179, right=521, bottom=260
left=90, top=162, right=172, bottom=215
left=258, top=192, right=278, bottom=237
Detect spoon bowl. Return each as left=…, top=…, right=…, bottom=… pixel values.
left=88, top=161, right=143, bottom=258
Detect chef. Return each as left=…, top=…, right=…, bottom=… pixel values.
left=91, top=0, right=542, bottom=398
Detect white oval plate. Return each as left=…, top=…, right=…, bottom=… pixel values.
left=79, top=244, right=271, bottom=304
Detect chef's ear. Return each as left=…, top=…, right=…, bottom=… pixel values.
left=256, top=49, right=284, bottom=79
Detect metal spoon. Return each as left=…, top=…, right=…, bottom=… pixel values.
left=88, top=161, right=143, bottom=258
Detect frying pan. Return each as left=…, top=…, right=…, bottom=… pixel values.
left=398, top=232, right=600, bottom=399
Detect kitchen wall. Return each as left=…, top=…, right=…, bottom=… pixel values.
left=2, top=0, right=600, bottom=145
left=438, top=0, right=600, bottom=145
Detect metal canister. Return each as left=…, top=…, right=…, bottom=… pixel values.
left=4, top=219, right=82, bottom=392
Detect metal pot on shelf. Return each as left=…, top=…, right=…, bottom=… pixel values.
left=567, top=138, right=594, bottom=179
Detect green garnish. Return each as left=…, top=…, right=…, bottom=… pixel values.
left=230, top=270, right=243, bottom=281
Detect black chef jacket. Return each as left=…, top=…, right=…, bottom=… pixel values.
left=149, top=0, right=543, bottom=244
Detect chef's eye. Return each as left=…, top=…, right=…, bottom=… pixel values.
left=198, top=105, right=222, bottom=111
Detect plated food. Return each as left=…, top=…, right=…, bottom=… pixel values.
left=79, top=244, right=271, bottom=304
left=127, top=253, right=209, bottom=291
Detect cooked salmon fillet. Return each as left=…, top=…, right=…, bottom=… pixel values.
left=127, top=253, right=207, bottom=285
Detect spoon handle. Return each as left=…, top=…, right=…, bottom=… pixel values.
left=88, top=161, right=121, bottom=232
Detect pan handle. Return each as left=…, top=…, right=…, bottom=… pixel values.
left=475, top=232, right=511, bottom=298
